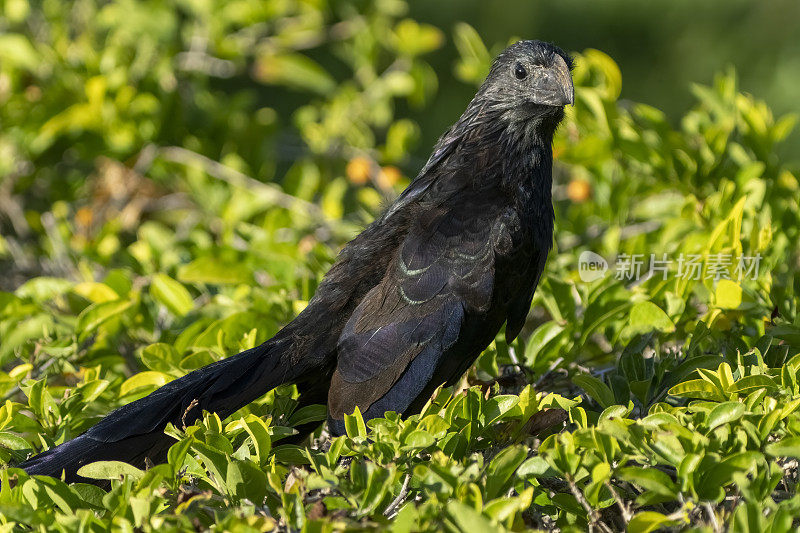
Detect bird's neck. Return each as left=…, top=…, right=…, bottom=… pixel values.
left=502, top=121, right=555, bottom=228
left=456, top=109, right=555, bottom=211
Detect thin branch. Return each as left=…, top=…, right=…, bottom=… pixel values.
left=566, top=475, right=613, bottom=533
left=703, top=502, right=721, bottom=533
left=383, top=473, right=411, bottom=518
left=534, top=357, right=564, bottom=388
left=604, top=481, right=632, bottom=524
left=182, top=398, right=200, bottom=430
left=0, top=162, right=32, bottom=237
left=2, top=356, right=58, bottom=402
left=157, top=146, right=330, bottom=227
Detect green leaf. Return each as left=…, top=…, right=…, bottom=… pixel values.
left=0, top=432, right=31, bottom=451
left=668, top=379, right=725, bottom=400
left=35, top=476, right=82, bottom=514
left=321, top=177, right=348, bottom=219
left=523, top=321, right=564, bottom=367
left=287, top=404, right=327, bottom=427
left=583, top=49, right=623, bottom=100
left=150, top=273, right=193, bottom=316
left=628, top=301, right=675, bottom=335
left=483, top=497, right=522, bottom=522
left=254, top=53, right=335, bottom=94
left=517, top=456, right=556, bottom=478
left=484, top=445, right=527, bottom=499
left=75, top=298, right=133, bottom=339
left=445, top=501, right=493, bottom=532
left=628, top=511, right=674, bottom=533
left=344, top=406, right=367, bottom=439
left=76, top=461, right=144, bottom=480
left=773, top=113, right=798, bottom=142
left=16, top=277, right=73, bottom=302
left=21, top=378, right=59, bottom=421
left=167, top=438, right=193, bottom=470
left=452, top=23, right=491, bottom=84
left=728, top=374, right=778, bottom=394
left=392, top=19, right=444, bottom=57
left=599, top=404, right=629, bottom=422
left=706, top=401, right=745, bottom=430
left=580, top=299, right=631, bottom=346
left=77, top=379, right=109, bottom=402
left=765, top=436, right=800, bottom=458
left=661, top=354, right=724, bottom=392
left=0, top=34, right=39, bottom=71
left=640, top=412, right=680, bottom=429
left=226, top=460, right=267, bottom=503
left=481, top=394, right=519, bottom=425
left=715, top=279, right=743, bottom=309
left=119, top=371, right=172, bottom=396
left=270, top=444, right=310, bottom=465
left=610, top=374, right=631, bottom=405
left=618, top=467, right=677, bottom=497
left=0, top=315, right=55, bottom=365
left=73, top=281, right=120, bottom=303
left=572, top=374, right=616, bottom=409
left=403, top=430, right=434, bottom=449
left=240, top=416, right=272, bottom=466
left=177, top=257, right=252, bottom=285
left=700, top=451, right=763, bottom=491
left=140, top=343, right=181, bottom=372
left=769, top=324, right=800, bottom=346
left=359, top=465, right=393, bottom=514
left=71, top=483, right=106, bottom=509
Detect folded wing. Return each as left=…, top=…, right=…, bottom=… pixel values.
left=329, top=191, right=517, bottom=423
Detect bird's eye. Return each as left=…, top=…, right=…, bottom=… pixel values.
left=513, top=62, right=527, bottom=80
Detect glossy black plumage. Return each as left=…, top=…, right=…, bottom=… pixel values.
left=17, top=40, right=573, bottom=482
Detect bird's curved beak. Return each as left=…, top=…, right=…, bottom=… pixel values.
left=530, top=54, right=574, bottom=107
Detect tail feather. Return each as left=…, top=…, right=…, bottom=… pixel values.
left=17, top=338, right=303, bottom=482
left=18, top=432, right=169, bottom=482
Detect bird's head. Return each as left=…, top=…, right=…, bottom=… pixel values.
left=479, top=40, right=574, bottom=125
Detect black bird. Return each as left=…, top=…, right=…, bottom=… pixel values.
left=18, top=40, right=573, bottom=482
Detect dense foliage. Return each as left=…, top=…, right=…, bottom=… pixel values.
left=1, top=1, right=799, bottom=531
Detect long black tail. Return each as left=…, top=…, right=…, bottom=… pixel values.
left=18, top=337, right=313, bottom=482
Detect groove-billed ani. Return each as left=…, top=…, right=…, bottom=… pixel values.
left=18, top=40, right=573, bottom=482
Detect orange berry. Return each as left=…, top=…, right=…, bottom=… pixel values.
left=298, top=235, right=316, bottom=255
left=377, top=166, right=402, bottom=188
left=75, top=207, right=93, bottom=228
left=346, top=157, right=372, bottom=185
left=567, top=178, right=591, bottom=203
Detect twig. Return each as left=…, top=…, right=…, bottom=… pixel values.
left=0, top=164, right=32, bottom=238
left=176, top=51, right=236, bottom=78
left=703, top=502, right=721, bottom=533
left=2, top=357, right=58, bottom=402
left=534, top=357, right=564, bottom=388
left=182, top=398, right=200, bottom=429
left=383, top=473, right=411, bottom=518
left=566, top=475, right=613, bottom=533
left=157, top=146, right=330, bottom=227
left=604, top=481, right=632, bottom=524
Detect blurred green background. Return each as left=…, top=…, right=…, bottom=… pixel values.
left=411, top=0, right=800, bottom=160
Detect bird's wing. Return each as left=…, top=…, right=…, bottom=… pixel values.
left=329, top=192, right=517, bottom=419
left=503, top=236, right=547, bottom=342
left=379, top=102, right=485, bottom=221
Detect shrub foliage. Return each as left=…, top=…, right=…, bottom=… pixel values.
left=0, top=1, right=799, bottom=531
